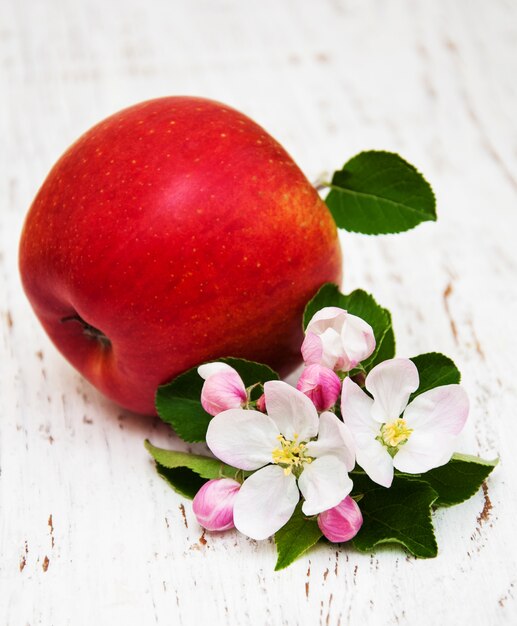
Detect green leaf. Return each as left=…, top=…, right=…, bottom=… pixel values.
left=155, top=357, right=279, bottom=442
left=351, top=472, right=438, bottom=558
left=407, top=453, right=499, bottom=508
left=145, top=440, right=241, bottom=479
left=369, top=312, right=396, bottom=367
left=155, top=370, right=209, bottom=443
left=325, top=151, right=436, bottom=235
left=303, top=283, right=393, bottom=371
left=303, top=283, right=341, bottom=328
left=156, top=464, right=206, bottom=499
left=409, top=352, right=461, bottom=402
left=274, top=504, right=323, bottom=571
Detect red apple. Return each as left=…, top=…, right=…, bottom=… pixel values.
left=19, top=97, right=342, bottom=415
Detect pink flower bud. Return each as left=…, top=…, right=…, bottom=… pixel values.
left=198, top=362, right=247, bottom=416
left=256, top=393, right=266, bottom=412
left=317, top=496, right=363, bottom=543
left=296, top=364, right=341, bottom=411
left=192, top=478, right=241, bottom=532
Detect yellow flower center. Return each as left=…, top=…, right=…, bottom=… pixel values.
left=380, top=419, right=413, bottom=448
left=271, top=434, right=313, bottom=476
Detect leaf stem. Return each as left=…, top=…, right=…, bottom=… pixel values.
left=313, top=181, right=331, bottom=192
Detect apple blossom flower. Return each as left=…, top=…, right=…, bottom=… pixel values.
left=296, top=364, right=341, bottom=411
left=192, top=478, right=241, bottom=532
left=317, top=495, right=363, bottom=543
left=206, top=381, right=355, bottom=540
left=342, top=358, right=469, bottom=488
left=198, top=362, right=247, bottom=416
left=302, top=307, right=376, bottom=372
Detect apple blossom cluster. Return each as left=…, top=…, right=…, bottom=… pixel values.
left=192, top=307, right=469, bottom=543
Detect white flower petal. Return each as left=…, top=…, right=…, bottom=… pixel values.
left=340, top=313, right=376, bottom=370
left=355, top=435, right=394, bottom=487
left=403, top=385, right=469, bottom=436
left=306, top=411, right=356, bottom=471
left=301, top=332, right=323, bottom=366
left=233, top=465, right=299, bottom=540
left=198, top=362, right=236, bottom=379
left=263, top=380, right=319, bottom=441
left=299, top=455, right=353, bottom=515
left=393, top=431, right=456, bottom=474
left=206, top=409, right=279, bottom=470
left=306, top=307, right=348, bottom=335
left=341, top=377, right=394, bottom=485
left=341, top=377, right=377, bottom=437
left=366, top=358, right=419, bottom=424
left=319, top=327, right=346, bottom=369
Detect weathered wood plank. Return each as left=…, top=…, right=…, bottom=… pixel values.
left=1, top=0, right=515, bottom=624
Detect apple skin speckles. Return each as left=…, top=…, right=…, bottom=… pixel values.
left=19, top=96, right=342, bottom=415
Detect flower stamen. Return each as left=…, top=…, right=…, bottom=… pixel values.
left=380, top=419, right=413, bottom=448
left=272, top=434, right=313, bottom=476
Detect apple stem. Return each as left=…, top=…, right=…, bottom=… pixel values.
left=60, top=314, right=111, bottom=349
left=312, top=173, right=331, bottom=192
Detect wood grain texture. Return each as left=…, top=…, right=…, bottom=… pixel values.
left=1, top=0, right=515, bottom=624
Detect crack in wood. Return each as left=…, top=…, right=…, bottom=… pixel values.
left=443, top=282, right=459, bottom=343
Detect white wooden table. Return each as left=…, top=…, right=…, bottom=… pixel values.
left=1, top=0, right=516, bottom=624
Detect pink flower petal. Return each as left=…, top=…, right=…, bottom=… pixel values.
left=200, top=370, right=247, bottom=416
left=365, top=358, right=419, bottom=424
left=318, top=496, right=363, bottom=543
left=296, top=364, right=341, bottom=411
left=198, top=362, right=247, bottom=416
left=255, top=393, right=266, bottom=413
left=301, top=331, right=324, bottom=366
left=192, top=478, right=240, bottom=532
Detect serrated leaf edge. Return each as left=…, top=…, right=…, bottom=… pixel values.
left=326, top=150, right=437, bottom=235
left=332, top=149, right=437, bottom=211
left=327, top=186, right=437, bottom=222
left=274, top=511, right=323, bottom=571
left=403, top=454, right=499, bottom=508
left=352, top=479, right=439, bottom=559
